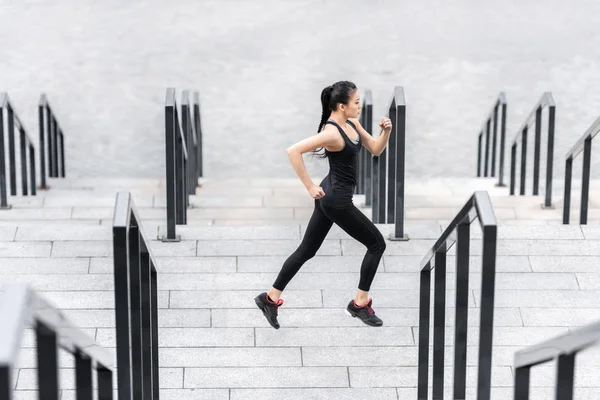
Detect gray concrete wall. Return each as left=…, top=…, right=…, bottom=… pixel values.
left=2, top=0, right=600, bottom=182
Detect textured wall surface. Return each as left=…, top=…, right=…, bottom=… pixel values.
left=2, top=0, right=600, bottom=181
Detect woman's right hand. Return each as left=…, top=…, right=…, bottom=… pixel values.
left=308, top=184, right=326, bottom=199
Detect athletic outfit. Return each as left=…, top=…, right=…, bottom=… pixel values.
left=255, top=120, right=385, bottom=328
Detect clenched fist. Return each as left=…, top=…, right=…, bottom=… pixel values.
left=308, top=184, right=326, bottom=199
left=379, top=117, right=392, bottom=134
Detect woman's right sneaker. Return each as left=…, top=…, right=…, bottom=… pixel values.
left=254, top=292, right=284, bottom=329
left=345, top=298, right=383, bottom=327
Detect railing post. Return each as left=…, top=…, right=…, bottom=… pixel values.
left=510, top=144, right=517, bottom=195
left=477, top=133, right=483, bottom=177
left=128, top=221, right=144, bottom=400
left=513, top=367, right=531, bottom=400
left=477, top=221, right=497, bottom=400
left=75, top=352, right=94, bottom=399
left=484, top=118, right=491, bottom=177
left=491, top=106, right=498, bottom=177
left=520, top=127, right=527, bottom=195
left=356, top=110, right=364, bottom=195
left=377, top=146, right=386, bottom=223
left=555, top=353, right=576, bottom=400
left=533, top=107, right=542, bottom=196
left=563, top=157, right=573, bottom=224
left=453, top=222, right=470, bottom=400
left=163, top=89, right=179, bottom=242
left=417, top=266, right=431, bottom=400
left=35, top=321, right=60, bottom=400
left=19, top=127, right=28, bottom=196
left=182, top=91, right=196, bottom=196
left=364, top=98, right=373, bottom=207
left=391, top=89, right=408, bottom=241
left=372, top=155, right=381, bottom=223
left=580, top=138, right=592, bottom=224
left=386, top=101, right=397, bottom=224
left=543, top=103, right=556, bottom=208
left=151, top=267, right=160, bottom=399
left=46, top=105, right=53, bottom=178
left=29, top=145, right=37, bottom=196
left=97, top=366, right=114, bottom=400
left=432, top=250, right=447, bottom=399
left=52, top=117, right=59, bottom=178
left=497, top=100, right=507, bottom=186
left=0, top=107, right=9, bottom=209
left=193, top=92, right=203, bottom=181
left=113, top=218, right=133, bottom=400
left=59, top=131, right=66, bottom=178
left=39, top=101, right=48, bottom=189
left=8, top=106, right=16, bottom=196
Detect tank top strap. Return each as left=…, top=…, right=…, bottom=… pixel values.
left=325, top=120, right=351, bottom=142
left=345, top=119, right=359, bottom=133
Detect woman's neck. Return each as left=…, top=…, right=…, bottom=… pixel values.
left=328, top=112, right=347, bottom=126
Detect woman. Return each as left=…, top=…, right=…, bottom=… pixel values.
left=255, top=81, right=392, bottom=329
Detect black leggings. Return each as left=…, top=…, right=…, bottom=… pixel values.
left=273, top=199, right=386, bottom=292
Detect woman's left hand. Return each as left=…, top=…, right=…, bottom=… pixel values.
left=379, top=117, right=392, bottom=134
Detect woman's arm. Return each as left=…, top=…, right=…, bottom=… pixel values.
left=348, top=117, right=392, bottom=156
left=286, top=127, right=339, bottom=197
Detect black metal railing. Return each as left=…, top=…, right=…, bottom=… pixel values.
left=182, top=90, right=203, bottom=196
left=38, top=93, right=66, bottom=190
left=0, top=93, right=37, bottom=209
left=193, top=92, right=204, bottom=184
left=477, top=93, right=507, bottom=186
left=113, top=191, right=160, bottom=399
left=417, top=191, right=497, bottom=400
left=356, top=90, right=373, bottom=205
left=0, top=284, right=114, bottom=399
left=513, top=319, right=600, bottom=399
left=509, top=92, right=556, bottom=208
left=163, top=88, right=189, bottom=241
left=563, top=116, right=600, bottom=225
left=371, top=86, right=408, bottom=240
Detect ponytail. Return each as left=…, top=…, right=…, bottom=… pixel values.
left=318, top=86, right=333, bottom=132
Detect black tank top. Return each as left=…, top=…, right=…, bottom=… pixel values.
left=318, top=120, right=361, bottom=208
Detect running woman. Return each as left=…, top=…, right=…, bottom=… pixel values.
left=255, top=81, right=392, bottom=329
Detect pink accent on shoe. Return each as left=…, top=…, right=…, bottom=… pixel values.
left=266, top=294, right=284, bottom=306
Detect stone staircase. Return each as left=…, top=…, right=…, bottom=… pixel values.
left=3, top=176, right=600, bottom=399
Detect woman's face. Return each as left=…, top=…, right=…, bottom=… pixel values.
left=340, top=90, right=361, bottom=119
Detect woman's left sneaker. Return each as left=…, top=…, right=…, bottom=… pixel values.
left=254, top=292, right=284, bottom=329
left=345, top=298, right=383, bottom=327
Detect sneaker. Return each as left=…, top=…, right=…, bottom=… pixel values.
left=254, top=292, right=284, bottom=329
left=345, top=298, right=383, bottom=327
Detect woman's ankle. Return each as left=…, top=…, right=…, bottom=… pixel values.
left=268, top=288, right=282, bottom=302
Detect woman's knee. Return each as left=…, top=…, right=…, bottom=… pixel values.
left=368, top=233, right=386, bottom=254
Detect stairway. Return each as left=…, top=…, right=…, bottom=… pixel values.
left=3, top=176, right=600, bottom=399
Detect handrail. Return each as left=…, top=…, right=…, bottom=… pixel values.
left=477, top=93, right=507, bottom=186
left=513, top=319, right=600, bottom=398
left=563, top=116, right=600, bottom=224
left=193, top=91, right=204, bottom=183
left=509, top=92, right=556, bottom=208
left=387, top=87, right=408, bottom=240
left=38, top=93, right=66, bottom=190
left=0, top=284, right=114, bottom=399
left=356, top=89, right=373, bottom=203
left=0, top=93, right=37, bottom=209
left=369, top=87, right=408, bottom=240
left=417, top=191, right=497, bottom=400
left=113, top=192, right=160, bottom=399
left=182, top=91, right=201, bottom=195
left=163, top=88, right=189, bottom=241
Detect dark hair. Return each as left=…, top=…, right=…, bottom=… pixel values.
left=313, top=80, right=357, bottom=158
